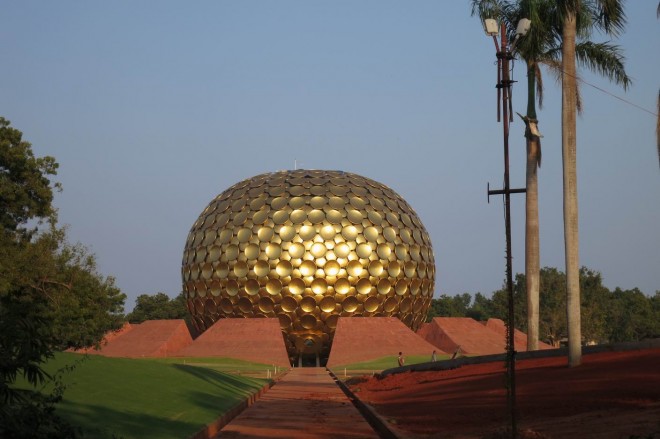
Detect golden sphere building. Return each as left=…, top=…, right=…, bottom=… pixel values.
left=181, top=170, right=435, bottom=364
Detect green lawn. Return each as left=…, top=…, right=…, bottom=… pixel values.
left=331, top=354, right=450, bottom=372
left=152, top=356, right=287, bottom=377
left=17, top=353, right=272, bottom=439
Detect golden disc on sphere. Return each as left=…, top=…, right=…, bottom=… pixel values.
left=364, top=296, right=380, bottom=313
left=280, top=296, right=298, bottom=312
left=288, top=278, right=305, bottom=295
left=384, top=296, right=398, bottom=312
left=265, top=243, right=282, bottom=259
left=356, top=243, right=372, bottom=259
left=300, top=296, right=316, bottom=312
left=252, top=209, right=269, bottom=225
left=368, top=260, right=384, bottom=277
left=377, top=278, right=392, bottom=295
left=244, top=243, right=259, bottom=260
left=289, top=196, right=305, bottom=209
left=275, top=260, right=292, bottom=277
left=288, top=243, right=305, bottom=259
left=311, top=278, right=327, bottom=295
left=290, top=209, right=307, bottom=224
left=356, top=278, right=372, bottom=295
left=279, top=225, right=296, bottom=241
left=308, top=209, right=325, bottom=223
left=324, top=260, right=340, bottom=276
left=245, top=278, right=260, bottom=295
left=257, top=227, right=274, bottom=242
left=334, top=278, right=350, bottom=294
left=319, top=296, right=336, bottom=312
left=363, top=226, right=379, bottom=242
left=299, top=225, right=316, bottom=240
left=310, top=242, right=327, bottom=258
left=254, top=260, right=270, bottom=277
left=341, top=296, right=359, bottom=312
left=258, top=296, right=274, bottom=313
left=266, top=278, right=283, bottom=295
left=234, top=261, right=249, bottom=278
left=342, top=225, right=358, bottom=240
left=299, top=260, right=316, bottom=277
left=334, top=242, right=350, bottom=258
left=326, top=209, right=343, bottom=224
left=346, top=260, right=364, bottom=277
left=310, top=196, right=327, bottom=209
left=300, top=314, right=317, bottom=330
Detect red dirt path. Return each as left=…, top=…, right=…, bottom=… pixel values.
left=351, top=348, right=660, bottom=438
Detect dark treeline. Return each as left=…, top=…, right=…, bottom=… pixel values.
left=427, top=267, right=660, bottom=346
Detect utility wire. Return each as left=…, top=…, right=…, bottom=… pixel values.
left=561, top=69, right=658, bottom=118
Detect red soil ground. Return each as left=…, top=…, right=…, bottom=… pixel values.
left=351, top=348, right=660, bottom=438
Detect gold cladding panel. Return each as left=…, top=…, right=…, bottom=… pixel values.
left=182, top=169, right=435, bottom=358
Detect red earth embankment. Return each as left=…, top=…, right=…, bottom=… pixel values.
left=352, top=348, right=660, bottom=438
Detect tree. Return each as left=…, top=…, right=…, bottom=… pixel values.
left=126, top=292, right=189, bottom=323
left=608, top=288, right=659, bottom=342
left=467, top=292, right=494, bottom=321
left=558, top=0, right=629, bottom=367
left=489, top=267, right=614, bottom=346
left=472, top=1, right=630, bottom=358
left=578, top=267, right=610, bottom=344
left=0, top=117, right=125, bottom=438
left=0, top=117, right=59, bottom=237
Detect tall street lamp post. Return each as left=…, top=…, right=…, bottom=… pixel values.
left=484, top=17, right=530, bottom=438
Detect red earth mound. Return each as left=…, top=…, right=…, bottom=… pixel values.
left=175, top=318, right=290, bottom=367
left=351, top=348, right=660, bottom=438
left=327, top=317, right=443, bottom=368
left=90, top=319, right=193, bottom=358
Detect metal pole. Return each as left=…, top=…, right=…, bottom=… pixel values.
left=488, top=22, right=525, bottom=438
left=501, top=26, right=517, bottom=438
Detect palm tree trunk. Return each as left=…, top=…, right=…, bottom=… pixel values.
left=561, top=7, right=582, bottom=367
left=525, top=62, right=540, bottom=351
left=525, top=135, right=540, bottom=351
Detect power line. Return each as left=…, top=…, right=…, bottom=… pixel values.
left=562, top=69, right=658, bottom=118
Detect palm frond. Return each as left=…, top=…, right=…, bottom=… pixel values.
left=592, top=0, right=627, bottom=37
left=470, top=0, right=504, bottom=21
left=574, top=41, right=631, bottom=90
left=535, top=63, right=544, bottom=109
left=575, top=75, right=583, bottom=115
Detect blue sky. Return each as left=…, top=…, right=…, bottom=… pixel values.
left=2, top=1, right=658, bottom=311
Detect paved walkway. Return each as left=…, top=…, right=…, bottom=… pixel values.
left=215, top=368, right=380, bottom=438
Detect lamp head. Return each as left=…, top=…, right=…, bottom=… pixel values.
left=483, top=19, right=499, bottom=37
left=516, top=18, right=531, bottom=37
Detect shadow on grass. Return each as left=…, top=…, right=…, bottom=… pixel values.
left=172, top=363, right=268, bottom=396
left=58, top=400, right=203, bottom=439
left=57, top=363, right=268, bottom=439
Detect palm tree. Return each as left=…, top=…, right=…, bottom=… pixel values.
left=471, top=0, right=630, bottom=357
left=558, top=0, right=628, bottom=367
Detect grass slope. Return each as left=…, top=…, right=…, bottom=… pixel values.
left=24, top=353, right=269, bottom=439
left=332, top=354, right=450, bottom=371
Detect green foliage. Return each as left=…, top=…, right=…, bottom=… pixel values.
left=1, top=360, right=83, bottom=439
left=429, top=266, right=658, bottom=345
left=0, top=117, right=59, bottom=236
left=608, top=288, right=659, bottom=343
left=0, top=117, right=126, bottom=437
left=126, top=292, right=189, bottom=324
left=426, top=293, right=473, bottom=321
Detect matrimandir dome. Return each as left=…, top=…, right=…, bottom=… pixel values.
left=181, top=170, right=435, bottom=363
